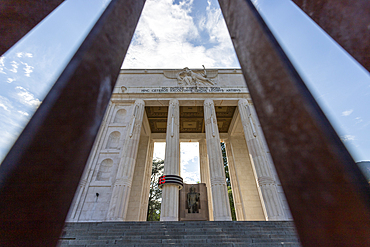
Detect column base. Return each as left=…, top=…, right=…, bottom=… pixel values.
left=213, top=216, right=232, bottom=221
left=266, top=215, right=286, bottom=221
left=106, top=218, right=124, bottom=221
left=160, top=183, right=180, bottom=221
left=160, top=216, right=178, bottom=221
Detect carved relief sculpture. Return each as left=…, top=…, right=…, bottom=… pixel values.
left=187, top=186, right=200, bottom=213
left=164, top=66, right=217, bottom=86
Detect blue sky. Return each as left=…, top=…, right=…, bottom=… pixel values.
left=0, top=0, right=369, bottom=170
left=154, top=142, right=200, bottom=183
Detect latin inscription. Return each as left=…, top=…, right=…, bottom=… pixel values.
left=139, top=87, right=242, bottom=93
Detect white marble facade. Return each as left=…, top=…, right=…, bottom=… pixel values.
left=67, top=68, right=293, bottom=222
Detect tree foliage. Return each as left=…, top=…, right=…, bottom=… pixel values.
left=220, top=142, right=236, bottom=221
left=147, top=158, right=164, bottom=221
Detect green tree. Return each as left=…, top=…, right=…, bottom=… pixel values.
left=221, top=142, right=230, bottom=187
left=147, top=158, right=164, bottom=221
left=220, top=142, right=236, bottom=221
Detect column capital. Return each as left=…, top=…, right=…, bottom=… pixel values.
left=204, top=98, right=214, bottom=106
left=238, top=99, right=251, bottom=116
left=238, top=98, right=249, bottom=105
left=134, top=99, right=145, bottom=106
left=169, top=98, right=179, bottom=105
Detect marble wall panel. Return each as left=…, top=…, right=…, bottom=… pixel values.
left=230, top=136, right=265, bottom=220
left=126, top=134, right=150, bottom=221
left=79, top=186, right=112, bottom=221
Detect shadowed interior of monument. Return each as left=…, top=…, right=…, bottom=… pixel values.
left=149, top=140, right=236, bottom=221
left=146, top=106, right=236, bottom=133
left=146, top=105, right=238, bottom=221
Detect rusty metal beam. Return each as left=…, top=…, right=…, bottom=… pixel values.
left=0, top=0, right=145, bottom=246
left=292, top=0, right=370, bottom=73
left=0, top=0, right=64, bottom=56
left=218, top=0, right=370, bottom=246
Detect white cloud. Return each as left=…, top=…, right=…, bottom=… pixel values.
left=355, top=117, right=363, bottom=124
left=0, top=103, right=8, bottom=112
left=341, top=109, right=353, bottom=116
left=181, top=142, right=200, bottom=183
left=181, top=169, right=200, bottom=184
left=16, top=52, right=32, bottom=58
left=10, top=61, right=19, bottom=73
left=18, top=111, right=29, bottom=116
left=21, top=62, right=34, bottom=77
left=0, top=96, right=13, bottom=112
left=15, top=86, right=41, bottom=107
left=0, top=56, right=5, bottom=74
left=121, top=0, right=238, bottom=68
left=7, top=78, right=15, bottom=83
left=200, top=0, right=239, bottom=67
left=341, top=135, right=355, bottom=142
left=153, top=142, right=200, bottom=183
left=181, top=142, right=199, bottom=165
left=153, top=142, right=166, bottom=160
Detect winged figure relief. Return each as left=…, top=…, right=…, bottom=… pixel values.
left=163, top=66, right=217, bottom=86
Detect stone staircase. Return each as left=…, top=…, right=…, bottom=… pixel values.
left=59, top=221, right=301, bottom=247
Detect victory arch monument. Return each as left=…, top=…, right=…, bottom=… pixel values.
left=67, top=68, right=293, bottom=223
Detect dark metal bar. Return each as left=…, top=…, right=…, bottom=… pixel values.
left=0, top=0, right=64, bottom=56
left=292, top=0, right=370, bottom=73
left=218, top=0, right=370, bottom=246
left=0, top=0, right=145, bottom=246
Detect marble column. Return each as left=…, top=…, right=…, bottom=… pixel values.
left=224, top=139, right=246, bottom=221
left=249, top=104, right=292, bottom=220
left=238, top=99, right=285, bottom=220
left=107, top=99, right=145, bottom=220
left=139, top=139, right=155, bottom=221
left=160, top=99, right=180, bottom=221
left=204, top=99, right=232, bottom=221
left=199, top=139, right=214, bottom=221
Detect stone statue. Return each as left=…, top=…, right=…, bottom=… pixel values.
left=187, top=185, right=200, bottom=213
left=176, top=66, right=216, bottom=86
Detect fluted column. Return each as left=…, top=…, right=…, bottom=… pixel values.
left=224, top=139, right=246, bottom=221
left=67, top=178, right=87, bottom=221
left=107, top=99, right=145, bottom=220
left=238, top=99, right=285, bottom=220
left=204, top=99, right=232, bottom=221
left=199, top=139, right=214, bottom=221
left=139, top=139, right=155, bottom=221
left=160, top=99, right=180, bottom=221
left=249, top=103, right=292, bottom=220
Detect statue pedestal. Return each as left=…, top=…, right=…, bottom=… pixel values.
left=179, top=183, right=209, bottom=221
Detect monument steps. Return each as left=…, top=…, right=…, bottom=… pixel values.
left=59, top=221, right=301, bottom=247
